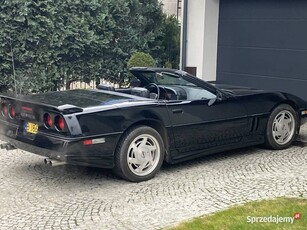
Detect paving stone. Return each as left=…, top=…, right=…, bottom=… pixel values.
left=0, top=124, right=306, bottom=229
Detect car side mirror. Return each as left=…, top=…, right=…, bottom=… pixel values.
left=208, top=90, right=224, bottom=106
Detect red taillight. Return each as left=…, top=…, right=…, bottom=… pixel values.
left=21, top=106, right=32, bottom=112
left=43, top=113, right=53, bottom=128
left=83, top=139, right=92, bottom=145
left=1, top=103, right=8, bottom=116
left=55, top=115, right=65, bottom=131
left=9, top=105, right=16, bottom=118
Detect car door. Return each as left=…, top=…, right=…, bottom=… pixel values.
left=166, top=92, right=249, bottom=160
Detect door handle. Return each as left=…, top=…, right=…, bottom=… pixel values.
left=172, top=109, right=183, bottom=114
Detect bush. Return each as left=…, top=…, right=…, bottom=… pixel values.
left=127, top=52, right=155, bottom=69
left=164, top=61, right=173, bottom=69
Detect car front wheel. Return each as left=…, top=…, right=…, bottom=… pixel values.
left=265, top=104, right=298, bottom=149
left=113, top=125, right=165, bottom=182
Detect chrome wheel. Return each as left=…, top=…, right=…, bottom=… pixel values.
left=272, top=110, right=295, bottom=145
left=127, top=134, right=161, bottom=176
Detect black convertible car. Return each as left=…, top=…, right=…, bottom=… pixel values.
left=0, top=67, right=307, bottom=181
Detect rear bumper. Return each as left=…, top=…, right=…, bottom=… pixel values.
left=0, top=121, right=119, bottom=168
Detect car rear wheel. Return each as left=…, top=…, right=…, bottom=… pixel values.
left=265, top=104, right=298, bottom=149
left=113, top=126, right=165, bottom=182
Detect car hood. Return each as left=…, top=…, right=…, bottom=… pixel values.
left=212, top=84, right=267, bottom=96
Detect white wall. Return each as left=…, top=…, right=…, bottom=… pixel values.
left=161, top=0, right=178, bottom=16
left=185, top=0, right=219, bottom=81
left=186, top=0, right=206, bottom=77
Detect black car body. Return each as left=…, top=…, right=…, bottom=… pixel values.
left=1, top=68, right=307, bottom=181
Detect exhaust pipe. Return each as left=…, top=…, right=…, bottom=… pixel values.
left=6, top=144, right=17, bottom=151
left=44, top=158, right=66, bottom=167
left=0, top=143, right=17, bottom=151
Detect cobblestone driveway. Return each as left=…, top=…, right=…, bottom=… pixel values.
left=0, top=125, right=307, bottom=230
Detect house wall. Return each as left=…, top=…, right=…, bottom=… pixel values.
left=217, top=0, right=307, bottom=100
left=161, top=0, right=178, bottom=16
left=186, top=0, right=206, bottom=77
left=185, top=0, right=219, bottom=81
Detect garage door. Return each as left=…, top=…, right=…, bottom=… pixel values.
left=217, top=0, right=307, bottom=100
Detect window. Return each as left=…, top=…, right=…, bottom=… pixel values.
left=136, top=70, right=217, bottom=101
left=141, top=72, right=196, bottom=87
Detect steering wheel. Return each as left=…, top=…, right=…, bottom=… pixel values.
left=145, top=83, right=160, bottom=99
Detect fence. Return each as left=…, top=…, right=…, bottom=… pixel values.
left=61, top=79, right=119, bottom=90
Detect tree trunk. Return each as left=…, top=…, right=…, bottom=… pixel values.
left=52, top=81, right=58, bottom=91
left=65, top=81, right=71, bottom=90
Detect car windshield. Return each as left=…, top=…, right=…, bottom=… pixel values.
left=140, top=71, right=197, bottom=87
left=133, top=70, right=217, bottom=101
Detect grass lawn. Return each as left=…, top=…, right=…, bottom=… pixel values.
left=167, top=197, right=306, bottom=230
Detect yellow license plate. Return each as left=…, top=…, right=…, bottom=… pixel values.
left=25, top=122, right=38, bottom=134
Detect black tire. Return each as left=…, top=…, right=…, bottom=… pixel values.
left=113, top=125, right=165, bottom=182
left=265, top=104, right=298, bottom=150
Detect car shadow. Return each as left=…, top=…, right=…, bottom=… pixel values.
left=10, top=145, right=265, bottom=187
left=160, top=146, right=261, bottom=172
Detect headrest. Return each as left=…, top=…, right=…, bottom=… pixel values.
left=130, top=78, right=141, bottom=87
left=130, top=87, right=149, bottom=98
left=97, top=84, right=115, bottom=91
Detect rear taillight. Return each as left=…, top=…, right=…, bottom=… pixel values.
left=83, top=139, right=93, bottom=145
left=9, top=105, right=16, bottom=119
left=1, top=103, right=8, bottom=116
left=43, top=113, right=53, bottom=128
left=21, top=106, right=32, bottom=112
left=55, top=115, right=65, bottom=131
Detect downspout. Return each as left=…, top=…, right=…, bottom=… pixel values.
left=180, top=0, right=188, bottom=71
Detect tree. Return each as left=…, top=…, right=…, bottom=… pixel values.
left=0, top=0, right=59, bottom=94
left=50, top=0, right=113, bottom=89
left=160, top=15, right=180, bottom=69
left=0, top=0, right=179, bottom=93
left=99, top=0, right=165, bottom=83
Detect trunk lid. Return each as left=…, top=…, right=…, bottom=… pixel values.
left=23, top=89, right=143, bottom=109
